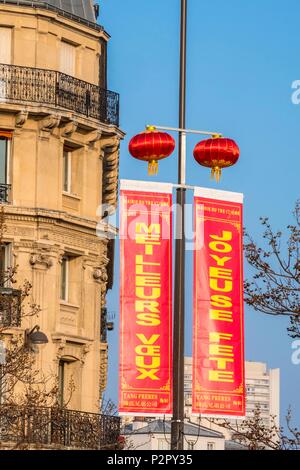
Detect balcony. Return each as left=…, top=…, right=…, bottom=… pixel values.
left=0, top=287, right=21, bottom=327
left=0, top=184, right=10, bottom=203
left=0, top=405, right=121, bottom=450
left=0, top=63, right=119, bottom=127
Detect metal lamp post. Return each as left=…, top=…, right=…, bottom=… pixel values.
left=171, top=0, right=187, bottom=450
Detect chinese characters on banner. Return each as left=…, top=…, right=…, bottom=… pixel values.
left=192, top=188, right=245, bottom=416
left=119, top=180, right=173, bottom=415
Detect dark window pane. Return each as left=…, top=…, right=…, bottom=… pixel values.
left=0, top=139, right=7, bottom=184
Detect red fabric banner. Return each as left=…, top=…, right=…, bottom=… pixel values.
left=193, top=191, right=245, bottom=416
left=119, top=183, right=172, bottom=415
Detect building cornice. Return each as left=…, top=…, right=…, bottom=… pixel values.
left=0, top=0, right=109, bottom=38
left=2, top=205, right=117, bottom=237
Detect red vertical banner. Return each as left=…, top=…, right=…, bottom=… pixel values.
left=119, top=180, right=173, bottom=416
left=193, top=188, right=245, bottom=417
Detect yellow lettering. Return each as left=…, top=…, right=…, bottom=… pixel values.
left=210, top=231, right=232, bottom=241
left=209, top=332, right=233, bottom=343
left=210, top=295, right=232, bottom=308
left=209, top=279, right=233, bottom=292
left=136, top=276, right=161, bottom=287
left=209, top=241, right=232, bottom=253
left=136, top=334, right=160, bottom=345
left=136, top=313, right=161, bottom=326
left=209, top=309, right=233, bottom=322
left=136, top=356, right=160, bottom=369
left=209, top=267, right=232, bottom=280
left=135, top=300, right=160, bottom=313
left=209, top=344, right=234, bottom=357
left=208, top=357, right=234, bottom=369
left=136, top=287, right=161, bottom=299
left=136, top=368, right=160, bottom=380
left=210, top=255, right=232, bottom=266
left=135, top=345, right=160, bottom=356
left=209, top=370, right=234, bottom=383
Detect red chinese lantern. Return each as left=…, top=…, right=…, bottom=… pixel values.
left=129, top=126, right=175, bottom=175
left=193, top=137, right=240, bottom=182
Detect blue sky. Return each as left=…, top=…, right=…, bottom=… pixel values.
left=100, top=0, right=300, bottom=426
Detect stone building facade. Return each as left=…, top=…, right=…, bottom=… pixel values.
left=0, top=0, right=123, bottom=414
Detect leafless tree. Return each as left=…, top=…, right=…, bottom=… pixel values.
left=244, top=200, right=300, bottom=337
left=0, top=209, right=73, bottom=449
left=209, top=406, right=300, bottom=450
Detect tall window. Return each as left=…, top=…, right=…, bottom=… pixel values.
left=60, top=41, right=76, bottom=76
left=207, top=442, right=215, bottom=450
left=187, top=441, right=195, bottom=450
left=62, top=146, right=80, bottom=197
left=60, top=256, right=69, bottom=301
left=157, top=439, right=169, bottom=450
left=0, top=243, right=11, bottom=287
left=0, top=27, right=12, bottom=65
left=58, top=359, right=66, bottom=407
left=0, top=135, right=11, bottom=185
left=63, top=149, right=71, bottom=193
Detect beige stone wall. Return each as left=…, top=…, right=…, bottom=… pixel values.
left=0, top=4, right=123, bottom=414
left=0, top=3, right=107, bottom=84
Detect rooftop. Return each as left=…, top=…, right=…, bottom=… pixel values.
left=0, top=0, right=102, bottom=30
left=124, top=419, right=224, bottom=439
left=39, top=0, right=96, bottom=22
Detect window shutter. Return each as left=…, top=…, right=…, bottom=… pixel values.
left=60, top=41, right=76, bottom=76
left=0, top=28, right=12, bottom=65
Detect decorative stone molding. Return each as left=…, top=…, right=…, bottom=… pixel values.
left=93, top=261, right=108, bottom=281
left=79, top=343, right=91, bottom=365
left=100, top=135, right=120, bottom=152
left=30, top=253, right=53, bottom=269
left=57, top=250, right=66, bottom=265
left=61, top=120, right=78, bottom=138
left=55, top=337, right=67, bottom=360
left=87, top=130, right=102, bottom=145
left=39, top=114, right=61, bottom=132
left=101, top=139, right=120, bottom=210
left=15, top=110, right=29, bottom=128
left=99, top=345, right=108, bottom=394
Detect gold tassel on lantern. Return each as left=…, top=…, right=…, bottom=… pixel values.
left=148, top=160, right=159, bottom=175
left=211, top=166, right=222, bottom=183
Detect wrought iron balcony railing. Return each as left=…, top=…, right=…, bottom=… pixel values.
left=0, top=287, right=21, bottom=328
left=0, top=184, right=10, bottom=203
left=0, top=405, right=121, bottom=449
left=0, top=63, right=119, bottom=127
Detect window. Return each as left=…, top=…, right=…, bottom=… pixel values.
left=0, top=243, right=11, bottom=287
left=60, top=256, right=69, bottom=301
left=62, top=146, right=81, bottom=197
left=60, top=254, right=81, bottom=305
left=187, top=441, right=195, bottom=450
left=207, top=442, right=215, bottom=450
left=0, top=134, right=11, bottom=185
left=0, top=341, right=5, bottom=404
left=58, top=357, right=81, bottom=409
left=58, top=359, right=65, bottom=407
left=60, top=41, right=76, bottom=76
left=63, top=149, right=71, bottom=193
left=157, top=439, right=169, bottom=450
left=0, top=28, right=12, bottom=65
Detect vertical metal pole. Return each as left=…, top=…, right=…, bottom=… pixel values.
left=171, top=0, right=187, bottom=451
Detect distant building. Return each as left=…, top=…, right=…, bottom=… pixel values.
left=123, top=419, right=225, bottom=451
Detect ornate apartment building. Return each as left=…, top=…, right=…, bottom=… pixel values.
left=0, top=0, right=123, bottom=443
